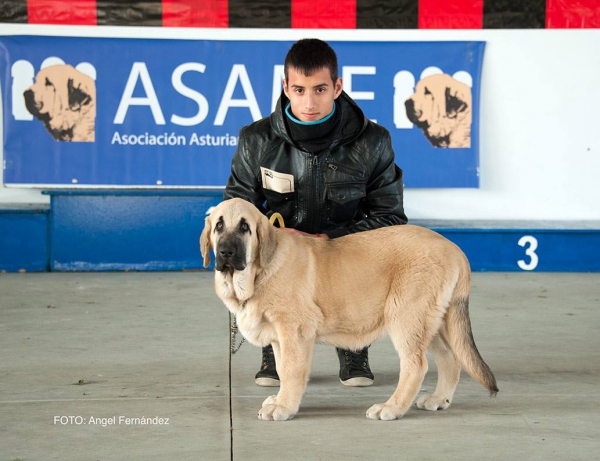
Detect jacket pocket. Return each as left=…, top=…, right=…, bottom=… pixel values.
left=326, top=163, right=366, bottom=179
left=264, top=189, right=297, bottom=227
left=326, top=183, right=366, bottom=224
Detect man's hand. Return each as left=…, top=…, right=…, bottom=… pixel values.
left=280, top=228, right=329, bottom=239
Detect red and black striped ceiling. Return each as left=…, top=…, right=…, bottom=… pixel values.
left=0, top=0, right=598, bottom=28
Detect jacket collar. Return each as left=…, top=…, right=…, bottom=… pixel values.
left=270, top=90, right=368, bottom=150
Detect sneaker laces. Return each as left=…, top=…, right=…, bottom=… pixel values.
left=343, top=350, right=369, bottom=371
left=261, top=347, right=276, bottom=370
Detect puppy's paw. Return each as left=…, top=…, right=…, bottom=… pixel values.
left=258, top=404, right=295, bottom=421
left=366, top=403, right=402, bottom=421
left=262, top=395, right=277, bottom=407
left=416, top=394, right=452, bottom=411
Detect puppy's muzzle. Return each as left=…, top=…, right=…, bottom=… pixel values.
left=215, top=238, right=247, bottom=273
left=23, top=89, right=45, bottom=118
left=404, top=99, right=427, bottom=128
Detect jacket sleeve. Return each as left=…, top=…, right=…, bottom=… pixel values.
left=223, top=128, right=267, bottom=213
left=326, top=131, right=408, bottom=239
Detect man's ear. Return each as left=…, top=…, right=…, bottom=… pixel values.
left=334, top=77, right=343, bottom=99
left=282, top=78, right=289, bottom=98
left=200, top=216, right=213, bottom=268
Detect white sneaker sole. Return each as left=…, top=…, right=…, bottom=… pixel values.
left=340, top=377, right=374, bottom=387
left=255, top=377, right=280, bottom=387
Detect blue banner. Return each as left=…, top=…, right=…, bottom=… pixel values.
left=0, top=36, right=484, bottom=188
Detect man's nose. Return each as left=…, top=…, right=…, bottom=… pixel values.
left=305, top=93, right=315, bottom=109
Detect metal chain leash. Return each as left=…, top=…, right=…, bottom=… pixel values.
left=230, top=313, right=245, bottom=355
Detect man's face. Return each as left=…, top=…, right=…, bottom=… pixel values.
left=283, top=66, right=342, bottom=123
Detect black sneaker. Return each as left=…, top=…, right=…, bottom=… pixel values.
left=255, top=344, right=280, bottom=387
left=336, top=347, right=374, bottom=387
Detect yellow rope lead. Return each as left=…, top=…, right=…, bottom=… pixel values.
left=269, top=212, right=285, bottom=228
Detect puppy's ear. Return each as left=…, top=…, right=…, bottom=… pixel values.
left=445, top=86, right=469, bottom=118
left=200, top=216, right=213, bottom=268
left=257, top=215, right=278, bottom=268
left=68, top=77, right=92, bottom=111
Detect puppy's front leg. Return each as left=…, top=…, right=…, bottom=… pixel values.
left=258, top=337, right=313, bottom=421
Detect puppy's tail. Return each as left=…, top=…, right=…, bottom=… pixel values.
left=447, top=289, right=499, bottom=396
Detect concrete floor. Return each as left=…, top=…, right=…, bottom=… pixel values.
left=0, top=272, right=598, bottom=460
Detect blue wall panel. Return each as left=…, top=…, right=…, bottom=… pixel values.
left=437, top=228, right=600, bottom=272
left=0, top=206, right=49, bottom=272
left=3, top=196, right=598, bottom=272
left=49, top=192, right=221, bottom=271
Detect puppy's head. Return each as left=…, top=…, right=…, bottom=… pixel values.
left=405, top=74, right=471, bottom=147
left=23, top=64, right=95, bottom=140
left=200, top=198, right=277, bottom=274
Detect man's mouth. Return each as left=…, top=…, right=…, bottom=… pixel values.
left=302, top=113, right=319, bottom=120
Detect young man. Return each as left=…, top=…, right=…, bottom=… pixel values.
left=224, top=38, right=407, bottom=387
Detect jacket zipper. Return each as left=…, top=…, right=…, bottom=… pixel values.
left=309, top=155, right=320, bottom=234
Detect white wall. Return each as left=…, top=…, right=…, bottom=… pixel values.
left=1, top=25, right=599, bottom=221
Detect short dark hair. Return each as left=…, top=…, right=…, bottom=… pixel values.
left=284, top=38, right=338, bottom=83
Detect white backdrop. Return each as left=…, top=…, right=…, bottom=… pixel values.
left=1, top=25, right=599, bottom=221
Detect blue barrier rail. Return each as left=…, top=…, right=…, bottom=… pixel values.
left=1, top=194, right=599, bottom=272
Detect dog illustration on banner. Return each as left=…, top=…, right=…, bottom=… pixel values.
left=17, top=58, right=97, bottom=142
left=399, top=67, right=473, bottom=149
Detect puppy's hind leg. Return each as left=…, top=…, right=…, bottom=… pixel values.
left=416, top=331, right=461, bottom=411
left=366, top=297, right=432, bottom=421
left=366, top=335, right=428, bottom=421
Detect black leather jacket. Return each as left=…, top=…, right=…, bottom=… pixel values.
left=224, top=90, right=408, bottom=238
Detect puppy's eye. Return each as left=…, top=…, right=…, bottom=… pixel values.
left=240, top=222, right=250, bottom=233
left=45, top=77, right=53, bottom=87
left=424, top=87, right=432, bottom=96
left=215, top=221, right=223, bottom=232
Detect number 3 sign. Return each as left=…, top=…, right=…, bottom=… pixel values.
left=517, top=235, right=539, bottom=271
left=435, top=228, right=599, bottom=272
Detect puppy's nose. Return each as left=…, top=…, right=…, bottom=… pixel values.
left=219, top=246, right=235, bottom=259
